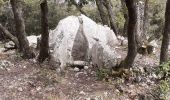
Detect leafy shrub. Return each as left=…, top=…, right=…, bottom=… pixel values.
left=157, top=60, right=170, bottom=79
left=155, top=60, right=170, bottom=99
left=96, top=68, right=111, bottom=81
left=156, top=80, right=170, bottom=100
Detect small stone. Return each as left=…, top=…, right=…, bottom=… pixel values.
left=74, top=67, right=80, bottom=72
left=6, top=68, right=11, bottom=71
left=75, top=72, right=84, bottom=77
left=115, top=89, right=120, bottom=93
left=18, top=87, right=23, bottom=92
left=23, top=66, right=27, bottom=69
left=79, top=91, right=86, bottom=95
left=4, top=41, right=15, bottom=49
left=139, top=67, right=145, bottom=73
left=86, top=98, right=91, bottom=100
left=32, top=59, right=37, bottom=63
left=152, top=73, right=157, bottom=78
left=134, top=76, right=142, bottom=83
left=129, top=85, right=135, bottom=89
left=140, top=83, right=148, bottom=88
left=84, top=66, right=89, bottom=69
left=104, top=92, right=108, bottom=96
left=91, top=71, right=95, bottom=75
left=36, top=86, right=41, bottom=91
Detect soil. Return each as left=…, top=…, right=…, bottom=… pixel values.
left=0, top=42, right=163, bottom=100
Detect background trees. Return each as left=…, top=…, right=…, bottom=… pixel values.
left=0, top=0, right=166, bottom=38
left=0, top=0, right=169, bottom=66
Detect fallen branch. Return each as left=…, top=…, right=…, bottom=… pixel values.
left=0, top=24, right=19, bottom=48
left=67, top=61, right=89, bottom=67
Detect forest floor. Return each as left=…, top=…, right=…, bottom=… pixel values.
left=0, top=41, right=167, bottom=100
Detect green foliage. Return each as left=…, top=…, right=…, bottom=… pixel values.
left=96, top=68, right=111, bottom=81
left=0, top=0, right=4, bottom=6
left=115, top=11, right=125, bottom=34
left=157, top=60, right=170, bottom=78
left=36, top=68, right=59, bottom=87
left=0, top=0, right=4, bottom=14
left=0, top=0, right=167, bottom=37
left=0, top=0, right=81, bottom=35
left=156, top=80, right=170, bottom=100
left=148, top=0, right=166, bottom=37
left=155, top=60, right=170, bottom=99
left=83, top=6, right=101, bottom=23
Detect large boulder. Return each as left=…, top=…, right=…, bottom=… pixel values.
left=49, top=15, right=119, bottom=69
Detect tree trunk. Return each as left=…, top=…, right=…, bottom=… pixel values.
left=118, top=0, right=137, bottom=68
left=121, top=0, right=128, bottom=36
left=160, top=0, right=170, bottom=64
left=38, top=0, right=49, bottom=62
left=95, top=0, right=109, bottom=25
left=0, top=23, right=19, bottom=48
left=103, top=0, right=118, bottom=35
left=10, top=0, right=35, bottom=59
left=135, top=1, right=146, bottom=47
left=143, top=0, right=149, bottom=37
left=134, top=1, right=149, bottom=55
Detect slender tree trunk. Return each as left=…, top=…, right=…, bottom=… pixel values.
left=121, top=0, right=128, bottom=36
left=135, top=1, right=145, bottom=47
left=95, top=0, right=109, bottom=25
left=10, top=0, right=35, bottom=59
left=0, top=23, right=19, bottom=48
left=38, top=0, right=49, bottom=62
left=160, top=0, right=170, bottom=64
left=103, top=0, right=118, bottom=35
left=135, top=1, right=149, bottom=55
left=118, top=0, right=137, bottom=68
left=143, top=0, right=149, bottom=37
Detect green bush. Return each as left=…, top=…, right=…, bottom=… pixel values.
left=156, top=80, right=170, bottom=100
left=157, top=60, right=170, bottom=79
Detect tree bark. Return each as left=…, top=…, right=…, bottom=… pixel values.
left=160, top=0, right=170, bottom=64
left=118, top=0, right=137, bottom=68
left=95, top=0, right=109, bottom=25
left=143, top=0, right=149, bottom=37
left=38, top=0, right=49, bottom=62
left=0, top=23, right=19, bottom=48
left=121, top=0, right=128, bottom=36
left=135, top=1, right=145, bottom=47
left=10, top=0, right=35, bottom=59
left=103, top=0, right=118, bottom=35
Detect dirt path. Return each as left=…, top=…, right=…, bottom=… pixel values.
left=0, top=46, right=160, bottom=100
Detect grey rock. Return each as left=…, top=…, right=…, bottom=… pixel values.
left=74, top=67, right=80, bottom=72
left=4, top=41, right=15, bottom=49
left=49, top=15, right=119, bottom=70
left=91, top=42, right=121, bottom=69
left=84, top=66, right=89, bottom=69
left=0, top=60, right=14, bottom=70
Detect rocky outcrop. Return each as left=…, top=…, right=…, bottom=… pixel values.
left=49, top=15, right=119, bottom=69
